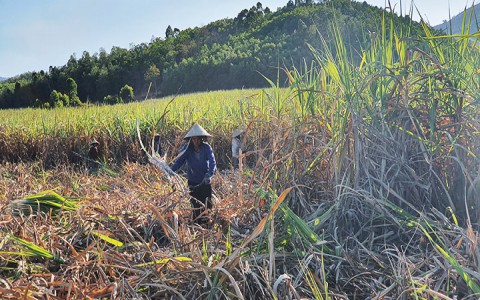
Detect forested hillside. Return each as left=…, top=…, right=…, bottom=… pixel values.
left=0, top=0, right=424, bottom=109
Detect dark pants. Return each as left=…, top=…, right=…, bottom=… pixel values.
left=188, top=182, right=212, bottom=224
left=232, top=157, right=239, bottom=169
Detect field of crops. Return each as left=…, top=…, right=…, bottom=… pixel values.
left=1, top=18, right=480, bottom=299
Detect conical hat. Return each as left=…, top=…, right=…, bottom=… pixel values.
left=90, top=139, right=99, bottom=145
left=184, top=124, right=212, bottom=139
left=232, top=129, right=245, bottom=138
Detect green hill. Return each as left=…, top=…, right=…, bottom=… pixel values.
left=0, top=0, right=426, bottom=109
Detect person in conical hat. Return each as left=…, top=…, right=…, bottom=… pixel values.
left=231, top=129, right=246, bottom=169
left=232, top=129, right=245, bottom=139
left=184, top=123, right=212, bottom=139
left=88, top=139, right=100, bottom=161
left=88, top=138, right=101, bottom=171
left=171, top=124, right=216, bottom=225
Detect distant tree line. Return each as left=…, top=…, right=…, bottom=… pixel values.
left=0, top=0, right=426, bottom=109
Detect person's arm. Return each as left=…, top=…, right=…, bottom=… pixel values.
left=171, top=146, right=188, bottom=172
left=239, top=136, right=247, bottom=153
left=203, top=144, right=216, bottom=183
left=232, top=138, right=241, bottom=157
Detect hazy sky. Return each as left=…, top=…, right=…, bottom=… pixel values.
left=0, top=0, right=473, bottom=78
left=365, top=0, right=472, bottom=24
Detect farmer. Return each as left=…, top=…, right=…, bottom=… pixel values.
left=153, top=134, right=164, bottom=156
left=171, top=124, right=216, bottom=224
left=88, top=139, right=100, bottom=161
left=231, top=129, right=245, bottom=169
left=87, top=139, right=100, bottom=171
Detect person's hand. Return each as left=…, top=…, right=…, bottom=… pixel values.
left=202, top=176, right=211, bottom=185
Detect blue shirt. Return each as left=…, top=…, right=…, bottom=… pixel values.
left=171, top=142, right=216, bottom=185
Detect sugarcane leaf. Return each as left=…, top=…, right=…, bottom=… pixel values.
left=135, top=256, right=192, bottom=267
left=90, top=231, right=124, bottom=247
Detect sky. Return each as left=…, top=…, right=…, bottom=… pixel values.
left=0, top=0, right=474, bottom=78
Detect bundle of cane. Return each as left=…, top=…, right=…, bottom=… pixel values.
left=136, top=120, right=186, bottom=190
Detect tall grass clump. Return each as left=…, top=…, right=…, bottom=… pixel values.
left=270, top=8, right=480, bottom=298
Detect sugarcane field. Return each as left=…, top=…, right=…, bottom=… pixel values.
left=1, top=6, right=480, bottom=299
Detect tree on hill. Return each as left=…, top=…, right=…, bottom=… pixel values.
left=166, top=25, right=173, bottom=39
left=119, top=84, right=134, bottom=103
left=49, top=90, right=64, bottom=108
left=166, top=26, right=180, bottom=39
left=66, top=78, right=82, bottom=106
left=144, top=65, right=161, bottom=97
